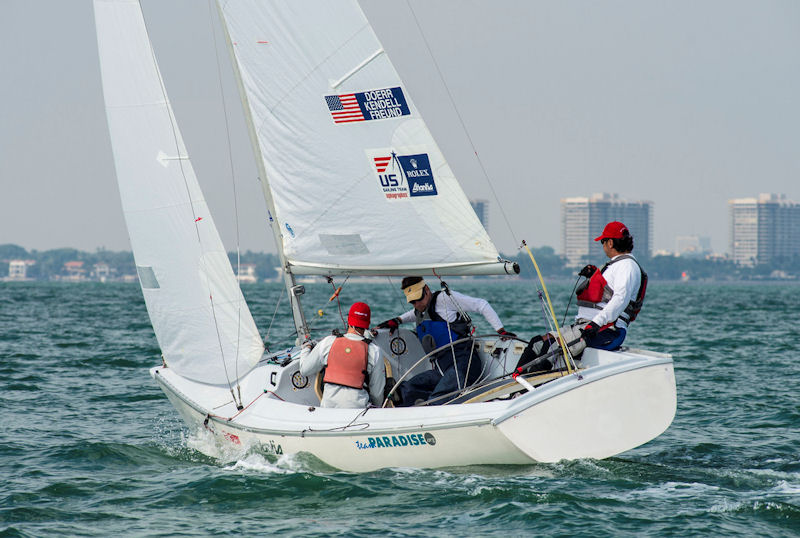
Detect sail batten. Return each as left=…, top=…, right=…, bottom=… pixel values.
left=216, top=0, right=503, bottom=275
left=94, top=0, right=264, bottom=385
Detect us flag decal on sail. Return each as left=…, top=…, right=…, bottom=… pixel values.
left=373, top=156, right=392, bottom=173
left=325, top=87, right=410, bottom=124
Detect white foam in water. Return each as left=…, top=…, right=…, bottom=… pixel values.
left=225, top=453, right=293, bottom=474
left=773, top=480, right=800, bottom=494
left=184, top=427, right=248, bottom=462
left=745, top=467, right=798, bottom=481
left=708, top=499, right=746, bottom=514
left=274, top=452, right=311, bottom=472
left=619, top=481, right=720, bottom=505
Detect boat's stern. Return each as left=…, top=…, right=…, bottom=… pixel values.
left=493, top=348, right=676, bottom=462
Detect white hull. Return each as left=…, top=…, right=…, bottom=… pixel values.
left=151, top=341, right=676, bottom=472
left=94, top=0, right=677, bottom=473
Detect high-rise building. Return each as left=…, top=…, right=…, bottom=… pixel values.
left=729, top=193, right=800, bottom=266
left=470, top=199, right=489, bottom=231
left=561, top=193, right=652, bottom=266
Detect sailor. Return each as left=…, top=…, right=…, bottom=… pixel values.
left=376, top=277, right=514, bottom=405
left=520, top=221, right=647, bottom=371
left=299, top=302, right=385, bottom=408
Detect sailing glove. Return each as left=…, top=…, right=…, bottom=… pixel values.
left=497, top=328, right=516, bottom=339
left=377, top=317, right=401, bottom=334
left=581, top=321, right=600, bottom=340
left=578, top=264, right=597, bottom=278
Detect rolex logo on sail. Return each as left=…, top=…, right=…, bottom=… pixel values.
left=366, top=148, right=438, bottom=201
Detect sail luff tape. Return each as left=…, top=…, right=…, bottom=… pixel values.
left=330, top=48, right=385, bottom=89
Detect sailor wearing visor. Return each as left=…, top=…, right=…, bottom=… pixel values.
left=377, top=277, right=513, bottom=405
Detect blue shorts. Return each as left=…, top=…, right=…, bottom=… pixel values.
left=586, top=326, right=627, bottom=350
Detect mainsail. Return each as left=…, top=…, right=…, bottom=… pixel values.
left=94, top=0, right=264, bottom=385
left=216, top=0, right=513, bottom=275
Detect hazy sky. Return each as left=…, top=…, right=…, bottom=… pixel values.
left=2, top=0, right=799, bottom=256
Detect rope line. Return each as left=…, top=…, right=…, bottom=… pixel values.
left=521, top=240, right=576, bottom=373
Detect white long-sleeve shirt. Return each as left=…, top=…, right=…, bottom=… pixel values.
left=299, top=332, right=385, bottom=408
left=398, top=290, right=504, bottom=331
left=576, top=254, right=642, bottom=329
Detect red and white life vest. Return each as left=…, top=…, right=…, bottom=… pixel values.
left=323, top=337, right=368, bottom=389
left=576, top=254, right=648, bottom=325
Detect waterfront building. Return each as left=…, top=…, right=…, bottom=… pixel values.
left=4, top=260, right=34, bottom=281
left=62, top=261, right=86, bottom=282
left=561, top=193, right=652, bottom=266
left=93, top=262, right=112, bottom=282
left=729, top=193, right=800, bottom=266
left=236, top=263, right=258, bottom=283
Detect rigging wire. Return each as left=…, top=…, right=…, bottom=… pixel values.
left=264, top=286, right=286, bottom=352
left=562, top=276, right=582, bottom=326
left=404, top=1, right=519, bottom=247
left=139, top=0, right=242, bottom=408
left=387, top=276, right=408, bottom=312
left=430, top=270, right=476, bottom=391
left=207, top=0, right=251, bottom=402
left=521, top=240, right=576, bottom=374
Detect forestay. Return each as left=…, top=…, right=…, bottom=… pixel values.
left=217, top=0, right=510, bottom=275
left=94, top=0, right=264, bottom=385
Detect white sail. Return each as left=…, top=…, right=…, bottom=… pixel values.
left=94, top=0, right=264, bottom=385
left=216, top=0, right=512, bottom=276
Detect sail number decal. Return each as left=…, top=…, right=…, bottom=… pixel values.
left=366, top=148, right=438, bottom=201
left=325, top=86, right=410, bottom=124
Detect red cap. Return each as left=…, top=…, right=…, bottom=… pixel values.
left=348, top=302, right=371, bottom=329
left=594, top=221, right=629, bottom=241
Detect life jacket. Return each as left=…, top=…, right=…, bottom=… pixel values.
left=323, top=337, right=368, bottom=389
left=415, top=291, right=471, bottom=351
left=576, top=254, right=648, bottom=325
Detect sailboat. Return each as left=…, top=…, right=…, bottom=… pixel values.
left=94, top=0, right=676, bottom=472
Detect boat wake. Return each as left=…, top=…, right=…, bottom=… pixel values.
left=182, top=427, right=325, bottom=474
left=224, top=453, right=306, bottom=475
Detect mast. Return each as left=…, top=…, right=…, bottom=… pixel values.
left=213, top=0, right=309, bottom=343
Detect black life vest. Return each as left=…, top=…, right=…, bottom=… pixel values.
left=323, top=337, right=368, bottom=389
left=576, top=254, right=647, bottom=325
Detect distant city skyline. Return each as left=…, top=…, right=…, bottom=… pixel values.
left=2, top=1, right=799, bottom=256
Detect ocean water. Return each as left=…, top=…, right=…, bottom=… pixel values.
left=1, top=280, right=798, bottom=536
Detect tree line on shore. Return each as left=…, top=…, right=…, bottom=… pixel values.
left=1, top=243, right=797, bottom=282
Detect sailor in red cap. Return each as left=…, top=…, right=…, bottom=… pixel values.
left=299, top=302, right=385, bottom=408
left=519, top=221, right=647, bottom=372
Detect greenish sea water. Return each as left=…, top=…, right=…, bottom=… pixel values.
left=1, top=281, right=798, bottom=536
